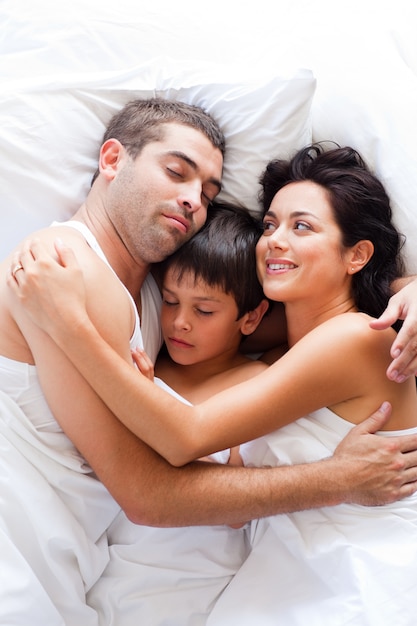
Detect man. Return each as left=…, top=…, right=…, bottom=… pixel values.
left=2, top=98, right=417, bottom=624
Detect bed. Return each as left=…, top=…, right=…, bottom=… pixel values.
left=1, top=0, right=417, bottom=623
left=2, top=0, right=417, bottom=271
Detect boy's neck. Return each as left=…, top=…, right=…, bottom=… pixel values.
left=155, top=352, right=255, bottom=404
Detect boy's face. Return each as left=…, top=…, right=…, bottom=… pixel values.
left=160, top=267, right=246, bottom=366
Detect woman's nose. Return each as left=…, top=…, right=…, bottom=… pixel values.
left=268, top=226, right=289, bottom=250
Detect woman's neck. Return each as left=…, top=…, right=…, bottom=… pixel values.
left=285, top=297, right=357, bottom=347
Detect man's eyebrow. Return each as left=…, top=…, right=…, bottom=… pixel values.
left=167, top=150, right=222, bottom=193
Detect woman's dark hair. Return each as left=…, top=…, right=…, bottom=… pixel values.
left=259, top=143, right=405, bottom=323
left=159, top=201, right=265, bottom=319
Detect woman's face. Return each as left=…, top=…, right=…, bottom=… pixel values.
left=256, top=180, right=351, bottom=305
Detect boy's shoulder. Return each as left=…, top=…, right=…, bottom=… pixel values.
left=231, top=357, right=269, bottom=383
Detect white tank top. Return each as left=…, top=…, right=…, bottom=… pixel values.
left=52, top=220, right=162, bottom=361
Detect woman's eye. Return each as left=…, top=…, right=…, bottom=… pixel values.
left=294, top=221, right=311, bottom=231
left=261, top=221, right=276, bottom=236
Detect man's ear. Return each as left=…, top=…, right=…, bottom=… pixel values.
left=98, top=139, right=125, bottom=181
left=240, top=299, right=270, bottom=336
left=348, top=240, right=374, bottom=274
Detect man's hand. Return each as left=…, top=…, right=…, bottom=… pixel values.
left=334, top=402, right=417, bottom=505
left=370, top=278, right=417, bottom=382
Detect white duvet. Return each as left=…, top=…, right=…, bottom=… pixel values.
left=1, top=1, right=417, bottom=624
left=86, top=378, right=249, bottom=626
left=207, top=408, right=417, bottom=626
left=0, top=388, right=119, bottom=625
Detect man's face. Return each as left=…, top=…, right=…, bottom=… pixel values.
left=106, top=123, right=223, bottom=264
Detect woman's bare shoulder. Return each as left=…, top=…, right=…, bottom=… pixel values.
left=308, top=311, right=396, bottom=346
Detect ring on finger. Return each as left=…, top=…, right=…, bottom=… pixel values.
left=12, top=263, right=24, bottom=279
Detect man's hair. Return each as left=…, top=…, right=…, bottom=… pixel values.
left=159, top=201, right=265, bottom=319
left=91, top=97, right=225, bottom=184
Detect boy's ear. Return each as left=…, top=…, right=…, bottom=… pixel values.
left=240, top=299, right=270, bottom=336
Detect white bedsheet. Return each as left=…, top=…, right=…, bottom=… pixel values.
left=207, top=408, right=417, bottom=626
left=0, top=390, right=119, bottom=625
left=1, top=2, right=417, bottom=623
left=87, top=377, right=249, bottom=626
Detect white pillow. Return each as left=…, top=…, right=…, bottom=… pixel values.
left=0, top=3, right=315, bottom=259
left=311, top=27, right=417, bottom=274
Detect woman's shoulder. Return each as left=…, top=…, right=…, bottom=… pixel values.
left=313, top=311, right=396, bottom=347
left=292, top=311, right=396, bottom=379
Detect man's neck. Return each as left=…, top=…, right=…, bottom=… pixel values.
left=71, top=205, right=150, bottom=302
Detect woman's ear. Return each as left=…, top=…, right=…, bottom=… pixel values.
left=240, top=299, right=270, bottom=336
left=348, top=240, right=374, bottom=274
left=98, top=139, right=125, bottom=181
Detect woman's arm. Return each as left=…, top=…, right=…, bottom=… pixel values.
left=7, top=239, right=417, bottom=509
left=7, top=239, right=414, bottom=465
left=24, top=305, right=389, bottom=464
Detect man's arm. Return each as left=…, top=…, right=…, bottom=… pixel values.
left=7, top=239, right=417, bottom=525
left=119, top=402, right=417, bottom=527
left=371, top=275, right=417, bottom=381
left=18, top=290, right=417, bottom=526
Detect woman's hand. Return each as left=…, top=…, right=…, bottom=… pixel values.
left=131, top=347, right=155, bottom=381
left=7, top=238, right=89, bottom=337
left=370, top=277, right=417, bottom=382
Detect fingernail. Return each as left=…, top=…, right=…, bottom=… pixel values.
left=380, top=401, right=391, bottom=413
left=396, top=375, right=406, bottom=383
left=392, top=349, right=401, bottom=358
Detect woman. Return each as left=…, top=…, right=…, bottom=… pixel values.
left=206, top=146, right=417, bottom=624
left=8, top=144, right=417, bottom=623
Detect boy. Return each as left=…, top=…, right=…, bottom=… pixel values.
left=87, top=202, right=271, bottom=625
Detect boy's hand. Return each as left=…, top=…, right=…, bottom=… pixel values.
left=131, top=347, right=155, bottom=381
